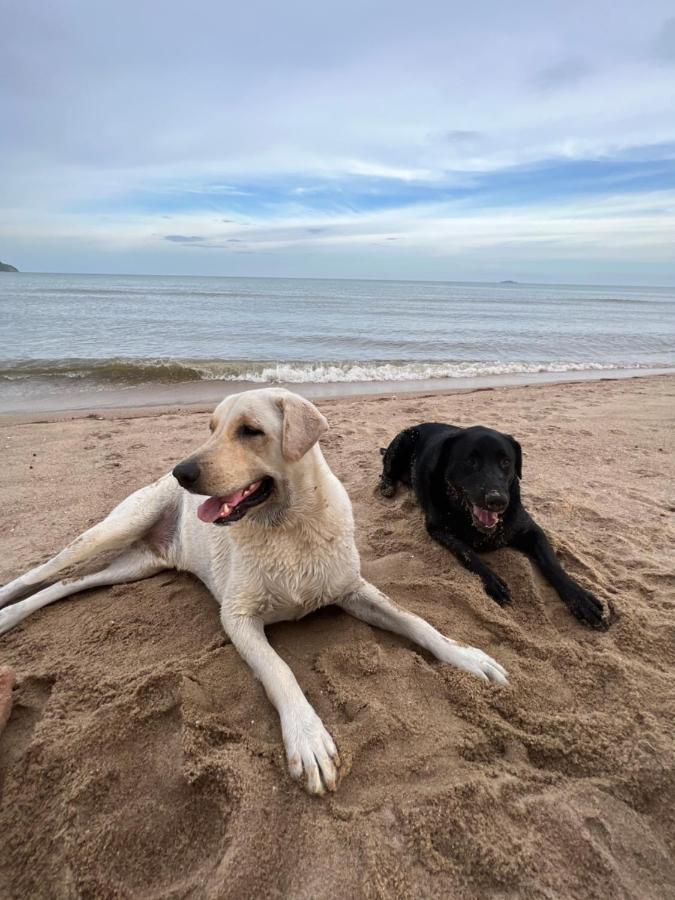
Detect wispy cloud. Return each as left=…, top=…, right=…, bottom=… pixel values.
left=653, top=16, right=675, bottom=61
left=532, top=57, right=593, bottom=92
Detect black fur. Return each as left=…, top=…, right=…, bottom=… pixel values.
left=379, top=423, right=607, bottom=628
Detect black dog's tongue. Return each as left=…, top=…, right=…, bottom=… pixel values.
left=473, top=505, right=499, bottom=528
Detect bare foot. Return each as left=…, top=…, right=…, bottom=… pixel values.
left=0, top=666, right=16, bottom=734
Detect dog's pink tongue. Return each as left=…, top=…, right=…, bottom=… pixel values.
left=473, top=505, right=499, bottom=528
left=197, top=485, right=254, bottom=523
left=197, top=496, right=226, bottom=523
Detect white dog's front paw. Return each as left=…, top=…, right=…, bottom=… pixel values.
left=442, top=642, right=509, bottom=685
left=283, top=710, right=341, bottom=796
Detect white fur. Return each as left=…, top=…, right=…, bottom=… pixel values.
left=0, top=388, right=508, bottom=795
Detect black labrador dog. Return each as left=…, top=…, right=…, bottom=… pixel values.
left=378, top=423, right=607, bottom=628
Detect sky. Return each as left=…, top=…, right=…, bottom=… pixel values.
left=1, top=0, right=675, bottom=284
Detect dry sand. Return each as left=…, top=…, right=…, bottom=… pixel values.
left=0, top=667, right=15, bottom=734
left=0, top=375, right=674, bottom=899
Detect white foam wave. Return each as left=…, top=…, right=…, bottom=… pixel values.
left=203, top=361, right=641, bottom=384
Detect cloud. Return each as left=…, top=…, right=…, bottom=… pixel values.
left=163, top=234, right=205, bottom=243
left=532, top=57, right=593, bottom=91
left=433, top=131, right=485, bottom=150
left=653, top=17, right=675, bottom=61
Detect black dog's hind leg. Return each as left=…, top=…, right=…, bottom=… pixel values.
left=512, top=521, right=607, bottom=628
left=427, top=522, right=511, bottom=606
left=379, top=428, right=418, bottom=498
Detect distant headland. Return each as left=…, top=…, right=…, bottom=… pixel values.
left=0, top=261, right=19, bottom=272
left=499, top=279, right=518, bottom=284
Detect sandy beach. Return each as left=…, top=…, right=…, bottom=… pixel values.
left=0, top=374, right=673, bottom=899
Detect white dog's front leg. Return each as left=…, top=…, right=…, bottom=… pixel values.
left=339, top=580, right=508, bottom=685
left=223, top=612, right=340, bottom=795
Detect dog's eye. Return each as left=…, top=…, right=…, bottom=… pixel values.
left=467, top=453, right=480, bottom=470
left=238, top=424, right=265, bottom=438
left=499, top=457, right=511, bottom=470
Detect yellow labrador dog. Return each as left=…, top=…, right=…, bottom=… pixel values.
left=0, top=388, right=507, bottom=795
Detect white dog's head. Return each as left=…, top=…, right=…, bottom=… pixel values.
left=172, top=388, right=328, bottom=525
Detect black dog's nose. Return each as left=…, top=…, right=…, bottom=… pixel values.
left=485, top=490, right=508, bottom=511
left=173, top=459, right=201, bottom=488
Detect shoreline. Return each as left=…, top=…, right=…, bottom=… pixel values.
left=1, top=365, right=672, bottom=424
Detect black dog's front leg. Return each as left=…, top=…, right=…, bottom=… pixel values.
left=427, top=522, right=511, bottom=606
left=512, top=522, right=607, bottom=628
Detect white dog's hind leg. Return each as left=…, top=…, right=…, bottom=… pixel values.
left=0, top=476, right=176, bottom=609
left=223, top=612, right=341, bottom=796
left=339, top=579, right=509, bottom=685
left=0, top=546, right=166, bottom=636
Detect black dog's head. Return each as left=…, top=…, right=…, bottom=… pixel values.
left=441, top=426, right=522, bottom=533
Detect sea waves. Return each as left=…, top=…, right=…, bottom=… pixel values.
left=0, top=357, right=659, bottom=386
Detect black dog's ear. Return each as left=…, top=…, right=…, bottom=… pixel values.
left=439, top=430, right=462, bottom=467
left=507, top=435, right=522, bottom=479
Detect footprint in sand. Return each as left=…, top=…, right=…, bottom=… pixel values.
left=0, top=673, right=54, bottom=794
left=65, top=671, right=234, bottom=896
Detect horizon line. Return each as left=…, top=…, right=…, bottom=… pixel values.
left=4, top=270, right=675, bottom=291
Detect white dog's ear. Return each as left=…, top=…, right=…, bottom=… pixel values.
left=277, top=393, right=328, bottom=462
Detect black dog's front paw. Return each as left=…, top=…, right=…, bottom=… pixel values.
left=481, top=571, right=512, bottom=606
left=563, top=585, right=608, bottom=629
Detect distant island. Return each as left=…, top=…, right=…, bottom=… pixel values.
left=0, top=261, right=18, bottom=272
left=499, top=279, right=518, bottom=284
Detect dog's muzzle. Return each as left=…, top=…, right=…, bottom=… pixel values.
left=470, top=491, right=508, bottom=531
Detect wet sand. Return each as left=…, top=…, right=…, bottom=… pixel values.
left=1, top=365, right=672, bottom=418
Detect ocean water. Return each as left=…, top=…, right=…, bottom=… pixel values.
left=1, top=272, right=674, bottom=412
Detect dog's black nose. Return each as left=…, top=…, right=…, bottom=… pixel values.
left=173, top=459, right=201, bottom=488
left=485, top=490, right=508, bottom=511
